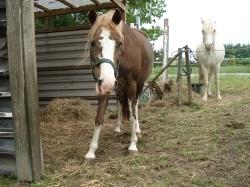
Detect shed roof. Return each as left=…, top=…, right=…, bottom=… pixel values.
left=34, top=0, right=126, bottom=18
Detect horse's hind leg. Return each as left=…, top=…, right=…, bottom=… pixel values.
left=85, top=96, right=109, bottom=160
left=135, top=100, right=141, bottom=135
left=114, top=102, right=122, bottom=133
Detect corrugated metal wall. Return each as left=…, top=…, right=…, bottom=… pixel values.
left=36, top=29, right=117, bottom=108
left=0, top=0, right=16, bottom=175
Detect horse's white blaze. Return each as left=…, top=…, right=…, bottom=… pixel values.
left=135, top=100, right=141, bottom=134
left=197, top=19, right=225, bottom=101
left=96, top=27, right=116, bottom=95
left=85, top=126, right=101, bottom=159
left=114, top=102, right=122, bottom=133
left=128, top=99, right=138, bottom=152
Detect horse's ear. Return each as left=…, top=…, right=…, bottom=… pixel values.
left=112, top=9, right=122, bottom=25
left=201, top=17, right=204, bottom=24
left=89, top=10, right=97, bottom=25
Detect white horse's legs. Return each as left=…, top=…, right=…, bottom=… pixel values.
left=214, top=68, right=222, bottom=100
left=85, top=126, right=101, bottom=159
left=128, top=99, right=138, bottom=152
left=114, top=102, right=122, bottom=133
left=135, top=100, right=141, bottom=135
left=201, top=66, right=209, bottom=102
left=208, top=71, right=213, bottom=96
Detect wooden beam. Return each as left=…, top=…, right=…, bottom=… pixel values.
left=7, top=0, right=43, bottom=182
left=90, top=0, right=101, bottom=5
left=57, top=0, right=76, bottom=9
left=34, top=2, right=50, bottom=12
left=110, top=0, right=127, bottom=12
left=35, top=3, right=116, bottom=18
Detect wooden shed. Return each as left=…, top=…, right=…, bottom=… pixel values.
left=0, top=0, right=126, bottom=182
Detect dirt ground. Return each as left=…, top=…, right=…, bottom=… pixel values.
left=37, top=79, right=250, bottom=187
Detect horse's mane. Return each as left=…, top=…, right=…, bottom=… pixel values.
left=88, top=10, right=124, bottom=42
left=131, top=28, right=149, bottom=39
left=83, top=10, right=124, bottom=59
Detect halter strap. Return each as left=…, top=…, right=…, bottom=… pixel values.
left=90, top=58, right=118, bottom=81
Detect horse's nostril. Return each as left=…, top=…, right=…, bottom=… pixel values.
left=98, top=78, right=103, bottom=86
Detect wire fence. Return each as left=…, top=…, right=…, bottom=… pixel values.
left=154, top=47, right=250, bottom=66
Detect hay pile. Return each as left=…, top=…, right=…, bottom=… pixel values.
left=41, top=98, right=95, bottom=123
left=40, top=98, right=95, bottom=171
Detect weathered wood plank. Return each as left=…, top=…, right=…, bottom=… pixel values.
left=7, top=0, right=42, bottom=181
left=6, top=0, right=33, bottom=181
left=22, top=0, right=42, bottom=181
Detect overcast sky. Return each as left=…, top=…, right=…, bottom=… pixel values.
left=152, top=0, right=250, bottom=56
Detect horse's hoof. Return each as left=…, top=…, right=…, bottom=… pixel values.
left=217, top=96, right=222, bottom=100
left=202, top=97, right=207, bottom=102
left=114, top=128, right=121, bottom=133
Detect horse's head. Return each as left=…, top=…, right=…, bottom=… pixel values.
left=88, top=9, right=124, bottom=96
left=201, top=19, right=216, bottom=50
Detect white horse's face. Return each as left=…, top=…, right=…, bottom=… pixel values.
left=202, top=19, right=216, bottom=50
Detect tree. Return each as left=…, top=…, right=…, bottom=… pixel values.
left=126, top=0, right=166, bottom=41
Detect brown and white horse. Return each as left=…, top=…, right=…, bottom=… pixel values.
left=85, top=9, right=153, bottom=160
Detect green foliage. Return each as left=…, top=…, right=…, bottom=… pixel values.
left=141, top=26, right=163, bottom=41
left=126, top=0, right=166, bottom=24
left=224, top=43, right=250, bottom=65
left=154, top=48, right=164, bottom=62
left=127, top=0, right=166, bottom=41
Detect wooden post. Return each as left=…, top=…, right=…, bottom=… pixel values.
left=121, top=0, right=126, bottom=22
left=162, top=19, right=169, bottom=82
left=185, top=45, right=192, bottom=104
left=177, top=48, right=183, bottom=106
left=6, top=0, right=42, bottom=181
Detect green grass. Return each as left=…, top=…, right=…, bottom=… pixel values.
left=1, top=76, right=250, bottom=186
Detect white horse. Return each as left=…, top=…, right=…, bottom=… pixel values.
left=196, top=19, right=225, bottom=102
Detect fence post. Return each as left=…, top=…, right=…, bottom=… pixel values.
left=177, top=48, right=183, bottom=106
left=185, top=45, right=192, bottom=104
left=7, top=0, right=42, bottom=181
left=162, top=19, right=169, bottom=82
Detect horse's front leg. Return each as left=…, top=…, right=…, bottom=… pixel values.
left=214, top=66, right=222, bottom=100
left=85, top=95, right=109, bottom=160
left=127, top=82, right=139, bottom=153
left=208, top=71, right=213, bottom=96
left=201, top=65, right=209, bottom=102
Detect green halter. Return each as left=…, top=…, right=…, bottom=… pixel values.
left=90, top=58, right=118, bottom=81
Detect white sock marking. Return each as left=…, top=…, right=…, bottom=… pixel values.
left=135, top=100, right=141, bottom=134
left=128, top=100, right=138, bottom=152
left=85, top=126, right=101, bottom=159
left=115, top=102, right=122, bottom=133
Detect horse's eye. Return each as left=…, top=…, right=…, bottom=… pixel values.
left=202, top=30, right=204, bottom=34
left=214, top=29, right=216, bottom=33
left=91, top=41, right=96, bottom=47
left=116, top=42, right=122, bottom=47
